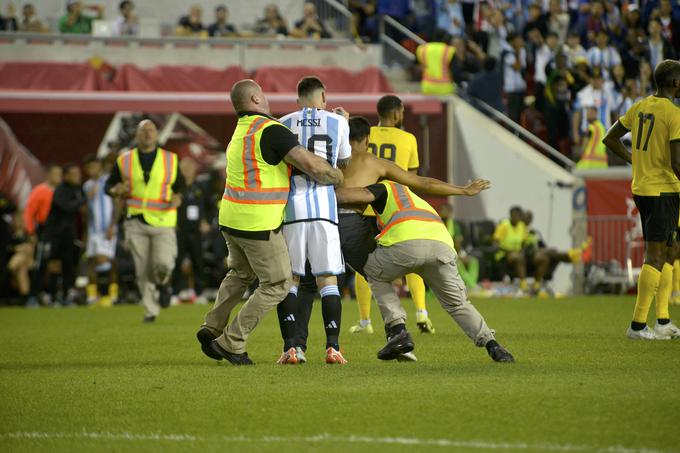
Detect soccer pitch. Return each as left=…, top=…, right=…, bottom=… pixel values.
left=1, top=296, right=678, bottom=453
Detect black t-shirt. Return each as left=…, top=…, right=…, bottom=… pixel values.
left=221, top=113, right=300, bottom=240
left=104, top=148, right=186, bottom=195
left=366, top=183, right=388, bottom=214
left=178, top=16, right=204, bottom=32
left=208, top=22, right=236, bottom=37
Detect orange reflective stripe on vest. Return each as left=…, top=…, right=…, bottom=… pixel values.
left=243, top=117, right=271, bottom=190
left=222, top=185, right=289, bottom=204
left=376, top=183, right=443, bottom=239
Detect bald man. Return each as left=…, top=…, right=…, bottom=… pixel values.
left=197, top=79, right=343, bottom=365
left=106, top=119, right=185, bottom=322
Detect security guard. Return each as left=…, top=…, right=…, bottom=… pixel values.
left=416, top=30, right=456, bottom=95
left=196, top=79, right=343, bottom=365
left=576, top=105, right=608, bottom=169
left=336, top=181, right=515, bottom=363
left=106, top=119, right=184, bottom=323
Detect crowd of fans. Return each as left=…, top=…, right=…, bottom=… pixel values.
left=0, top=0, right=336, bottom=39
left=392, top=0, right=680, bottom=158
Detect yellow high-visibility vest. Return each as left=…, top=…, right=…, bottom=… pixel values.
left=576, top=121, right=609, bottom=169
left=416, top=42, right=456, bottom=95
left=117, top=148, right=178, bottom=227
left=493, top=218, right=527, bottom=260
left=374, top=181, right=454, bottom=249
left=219, top=114, right=291, bottom=231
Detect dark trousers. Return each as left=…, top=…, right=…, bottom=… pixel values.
left=173, top=229, right=204, bottom=294
left=506, top=91, right=525, bottom=124
left=29, top=230, right=49, bottom=298
left=49, top=236, right=79, bottom=299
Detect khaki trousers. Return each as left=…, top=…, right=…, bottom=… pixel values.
left=204, top=229, right=291, bottom=354
left=364, top=239, right=496, bottom=347
left=125, top=218, right=177, bottom=317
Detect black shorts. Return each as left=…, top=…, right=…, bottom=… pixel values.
left=634, top=194, right=680, bottom=244
left=338, top=213, right=378, bottom=276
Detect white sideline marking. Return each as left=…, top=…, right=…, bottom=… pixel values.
left=0, top=431, right=674, bottom=453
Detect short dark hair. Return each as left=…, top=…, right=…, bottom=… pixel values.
left=83, top=154, right=99, bottom=165
left=216, top=5, right=227, bottom=13
left=654, top=59, right=680, bottom=89
left=119, top=0, right=132, bottom=11
left=348, top=116, right=371, bottom=142
left=44, top=162, right=60, bottom=172
left=376, top=95, right=402, bottom=118
left=297, top=76, right=325, bottom=99
left=62, top=162, right=79, bottom=174
left=510, top=206, right=523, bottom=216
left=483, top=57, right=497, bottom=72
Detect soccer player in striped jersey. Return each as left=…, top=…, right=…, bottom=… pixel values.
left=276, top=76, right=351, bottom=364
left=351, top=95, right=435, bottom=335
left=83, top=155, right=118, bottom=307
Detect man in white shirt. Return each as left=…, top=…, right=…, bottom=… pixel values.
left=112, top=0, right=138, bottom=36
left=502, top=32, right=527, bottom=123
left=586, top=30, right=621, bottom=79
left=571, top=68, right=616, bottom=147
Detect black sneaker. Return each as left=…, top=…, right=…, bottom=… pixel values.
left=377, top=330, right=415, bottom=361
left=488, top=344, right=515, bottom=363
left=196, top=327, right=222, bottom=361
left=157, top=284, right=171, bottom=309
left=210, top=340, right=254, bottom=365
left=142, top=315, right=156, bottom=323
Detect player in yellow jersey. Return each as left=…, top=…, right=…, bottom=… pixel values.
left=603, top=59, right=680, bottom=340
left=350, top=95, right=435, bottom=335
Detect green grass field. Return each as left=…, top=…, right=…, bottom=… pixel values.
left=1, top=295, right=679, bottom=453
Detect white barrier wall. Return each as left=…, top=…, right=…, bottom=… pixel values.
left=450, top=97, right=578, bottom=292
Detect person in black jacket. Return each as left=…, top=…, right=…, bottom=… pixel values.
left=43, top=163, right=86, bottom=306
left=172, top=158, right=209, bottom=303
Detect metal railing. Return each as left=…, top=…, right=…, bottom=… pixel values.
left=379, top=15, right=425, bottom=67
left=471, top=98, right=576, bottom=170
left=317, top=0, right=353, bottom=38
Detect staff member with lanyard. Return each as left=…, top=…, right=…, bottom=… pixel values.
left=196, top=79, right=344, bottom=365
left=106, top=119, right=185, bottom=323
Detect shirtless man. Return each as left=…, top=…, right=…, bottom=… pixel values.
left=283, top=116, right=489, bottom=361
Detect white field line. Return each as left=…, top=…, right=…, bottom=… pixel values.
left=0, top=431, right=676, bottom=453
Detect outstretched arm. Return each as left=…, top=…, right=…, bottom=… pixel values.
left=602, top=121, right=632, bottom=164
left=335, top=187, right=376, bottom=205
left=379, top=158, right=490, bottom=196
left=284, top=145, right=344, bottom=185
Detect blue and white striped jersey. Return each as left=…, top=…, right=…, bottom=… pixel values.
left=84, top=175, right=114, bottom=235
left=280, top=108, right=351, bottom=225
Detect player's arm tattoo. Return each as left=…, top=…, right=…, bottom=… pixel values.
left=337, top=157, right=351, bottom=169
left=284, top=145, right=344, bottom=185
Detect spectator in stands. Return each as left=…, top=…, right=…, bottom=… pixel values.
left=546, top=0, right=569, bottom=43
left=622, top=3, right=643, bottom=35
left=580, top=0, right=607, bottom=47
left=481, top=8, right=511, bottom=60
left=638, top=59, right=655, bottom=96
left=563, top=30, right=586, bottom=68
left=173, top=158, right=209, bottom=304
left=544, top=72, right=572, bottom=151
left=436, top=0, right=465, bottom=38
left=652, top=0, right=680, bottom=49
left=291, top=2, right=330, bottom=39
left=493, top=206, right=529, bottom=294
left=112, top=0, right=138, bottom=36
left=533, top=31, right=560, bottom=111
left=646, top=19, right=676, bottom=71
left=254, top=4, right=288, bottom=37
left=466, top=56, right=504, bottom=113
left=586, top=30, right=622, bottom=78
left=58, top=1, right=103, bottom=35
left=0, top=2, right=17, bottom=31
left=176, top=4, right=206, bottom=37
left=502, top=32, right=527, bottom=123
left=377, top=0, right=414, bottom=31
left=43, top=163, right=86, bottom=306
left=19, top=3, right=47, bottom=33
left=571, top=68, right=615, bottom=148
left=617, top=77, right=641, bottom=118
left=208, top=5, right=237, bottom=37
left=450, top=36, right=485, bottom=86
left=348, top=0, right=377, bottom=42
left=24, top=163, right=62, bottom=308
left=7, top=212, right=34, bottom=303
left=522, top=3, right=547, bottom=39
